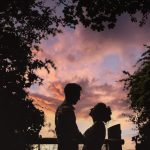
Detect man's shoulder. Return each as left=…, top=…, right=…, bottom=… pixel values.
left=57, top=104, right=74, bottom=114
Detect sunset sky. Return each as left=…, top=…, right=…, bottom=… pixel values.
left=29, top=13, right=150, bottom=150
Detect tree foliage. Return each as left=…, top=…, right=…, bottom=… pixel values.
left=59, top=0, right=150, bottom=31
left=121, top=45, right=150, bottom=148
left=0, top=0, right=59, bottom=149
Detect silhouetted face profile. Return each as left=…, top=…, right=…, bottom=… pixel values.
left=64, top=83, right=82, bottom=105
left=89, top=103, right=112, bottom=123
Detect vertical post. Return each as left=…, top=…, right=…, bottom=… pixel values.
left=108, top=124, right=123, bottom=150
left=38, top=144, right=40, bottom=150
left=105, top=143, right=109, bottom=150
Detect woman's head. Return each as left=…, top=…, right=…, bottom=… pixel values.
left=89, top=103, right=112, bottom=123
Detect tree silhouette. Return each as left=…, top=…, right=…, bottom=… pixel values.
left=121, top=45, right=150, bottom=149
left=0, top=0, right=59, bottom=149
left=59, top=0, right=150, bottom=31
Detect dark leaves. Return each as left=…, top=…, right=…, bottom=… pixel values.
left=60, top=0, right=150, bottom=32
left=121, top=45, right=150, bottom=145
left=0, top=0, right=61, bottom=149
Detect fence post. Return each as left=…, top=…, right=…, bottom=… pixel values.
left=108, top=124, right=123, bottom=150
left=38, top=144, right=40, bottom=150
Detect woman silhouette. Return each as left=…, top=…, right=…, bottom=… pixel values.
left=83, top=103, right=112, bottom=150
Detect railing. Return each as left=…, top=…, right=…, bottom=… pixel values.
left=30, top=138, right=124, bottom=150
left=30, top=124, right=124, bottom=150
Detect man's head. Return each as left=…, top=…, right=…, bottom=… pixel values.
left=64, top=83, right=82, bottom=105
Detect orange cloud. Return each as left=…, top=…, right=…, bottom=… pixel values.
left=48, top=81, right=64, bottom=100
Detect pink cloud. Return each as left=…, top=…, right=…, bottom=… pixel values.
left=34, top=14, right=150, bottom=85
left=30, top=93, right=62, bottom=113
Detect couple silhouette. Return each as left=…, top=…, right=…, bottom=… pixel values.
left=55, top=83, right=112, bottom=150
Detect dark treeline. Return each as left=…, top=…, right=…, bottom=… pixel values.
left=121, top=45, right=150, bottom=149
left=0, top=0, right=58, bottom=149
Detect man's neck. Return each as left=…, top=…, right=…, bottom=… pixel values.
left=93, top=118, right=103, bottom=124
left=63, top=99, right=73, bottom=106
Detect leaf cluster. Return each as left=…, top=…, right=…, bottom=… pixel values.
left=60, top=0, right=150, bottom=31
left=121, top=45, right=150, bottom=146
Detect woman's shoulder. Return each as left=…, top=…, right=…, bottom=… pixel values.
left=84, top=121, right=105, bottom=136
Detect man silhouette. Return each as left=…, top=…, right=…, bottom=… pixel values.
left=55, top=83, right=83, bottom=150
